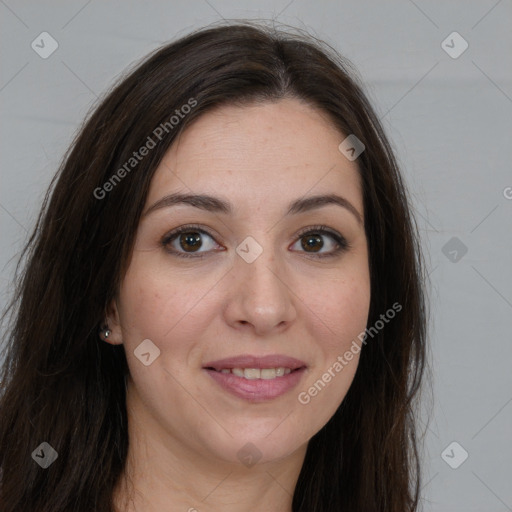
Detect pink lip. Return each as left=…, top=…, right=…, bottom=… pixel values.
left=202, top=354, right=307, bottom=403
left=204, top=367, right=306, bottom=402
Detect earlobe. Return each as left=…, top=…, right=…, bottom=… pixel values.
left=100, top=299, right=123, bottom=345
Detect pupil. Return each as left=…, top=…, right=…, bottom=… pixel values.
left=302, top=234, right=323, bottom=252
left=180, top=232, right=201, bottom=251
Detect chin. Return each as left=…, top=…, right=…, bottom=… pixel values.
left=195, top=423, right=308, bottom=467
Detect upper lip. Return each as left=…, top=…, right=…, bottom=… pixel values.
left=203, top=354, right=307, bottom=371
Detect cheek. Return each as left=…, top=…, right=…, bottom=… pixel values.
left=292, top=271, right=370, bottom=430
left=116, top=271, right=198, bottom=403
left=305, top=273, right=371, bottom=353
left=116, top=261, right=218, bottom=385
left=117, top=279, right=168, bottom=341
left=117, top=261, right=199, bottom=342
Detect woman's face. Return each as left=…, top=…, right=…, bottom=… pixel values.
left=107, top=98, right=370, bottom=466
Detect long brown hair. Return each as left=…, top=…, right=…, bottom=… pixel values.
left=0, top=20, right=431, bottom=511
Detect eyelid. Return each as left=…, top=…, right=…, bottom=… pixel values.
left=161, top=223, right=350, bottom=259
left=294, top=224, right=345, bottom=242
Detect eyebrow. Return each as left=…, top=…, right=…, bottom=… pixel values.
left=143, top=192, right=363, bottom=225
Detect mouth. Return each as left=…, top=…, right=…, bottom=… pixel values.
left=206, top=367, right=297, bottom=379
left=202, top=354, right=307, bottom=402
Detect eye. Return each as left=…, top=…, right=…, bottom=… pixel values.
left=291, top=225, right=350, bottom=258
left=161, top=224, right=222, bottom=259
left=161, top=224, right=350, bottom=259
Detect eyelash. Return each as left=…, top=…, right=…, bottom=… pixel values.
left=161, top=223, right=351, bottom=260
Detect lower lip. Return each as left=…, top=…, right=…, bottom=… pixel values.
left=204, top=368, right=306, bottom=402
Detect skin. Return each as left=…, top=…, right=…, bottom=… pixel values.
left=106, top=97, right=371, bottom=512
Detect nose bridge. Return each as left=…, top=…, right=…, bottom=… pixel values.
left=229, top=233, right=295, bottom=331
left=237, top=235, right=283, bottom=295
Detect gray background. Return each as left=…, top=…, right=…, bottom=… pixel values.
left=1, top=1, right=511, bottom=510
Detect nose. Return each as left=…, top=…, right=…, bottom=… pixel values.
left=223, top=244, right=297, bottom=336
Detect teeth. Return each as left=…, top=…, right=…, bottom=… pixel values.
left=232, top=368, right=245, bottom=377
left=244, top=368, right=260, bottom=379
left=220, top=367, right=293, bottom=379
left=261, top=368, right=276, bottom=379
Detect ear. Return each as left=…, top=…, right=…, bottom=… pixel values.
left=101, top=298, right=123, bottom=346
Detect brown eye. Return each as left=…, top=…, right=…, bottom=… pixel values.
left=178, top=232, right=203, bottom=252
left=161, top=225, right=221, bottom=259
left=301, top=233, right=324, bottom=253
left=292, top=226, right=350, bottom=258
left=161, top=224, right=349, bottom=260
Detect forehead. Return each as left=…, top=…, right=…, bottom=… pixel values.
left=147, top=98, right=363, bottom=215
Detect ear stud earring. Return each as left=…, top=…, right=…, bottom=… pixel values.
left=100, top=326, right=111, bottom=339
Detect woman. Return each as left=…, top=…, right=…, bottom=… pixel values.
left=0, top=21, right=430, bottom=512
